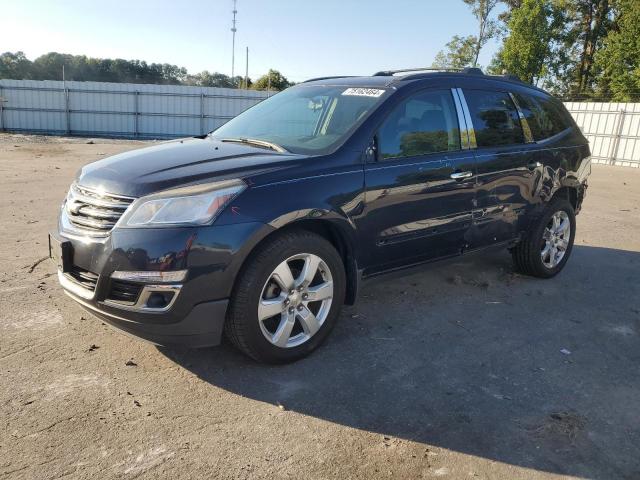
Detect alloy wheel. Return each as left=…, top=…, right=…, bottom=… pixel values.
left=257, top=253, right=334, bottom=348
left=541, top=210, right=571, bottom=269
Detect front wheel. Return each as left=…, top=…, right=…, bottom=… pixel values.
left=225, top=230, right=346, bottom=363
left=511, top=198, right=576, bottom=278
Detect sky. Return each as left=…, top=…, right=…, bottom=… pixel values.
left=1, top=0, right=504, bottom=83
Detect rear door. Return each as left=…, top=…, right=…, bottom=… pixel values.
left=460, top=88, right=538, bottom=249
left=358, top=88, right=477, bottom=274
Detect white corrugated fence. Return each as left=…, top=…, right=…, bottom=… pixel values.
left=564, top=102, right=640, bottom=168
left=0, top=79, right=639, bottom=167
left=0, top=79, right=269, bottom=139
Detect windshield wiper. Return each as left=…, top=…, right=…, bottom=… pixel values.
left=219, top=137, right=288, bottom=153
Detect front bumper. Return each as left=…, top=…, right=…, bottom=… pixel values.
left=52, top=220, right=273, bottom=347
left=62, top=279, right=229, bottom=347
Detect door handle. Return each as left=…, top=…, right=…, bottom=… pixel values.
left=450, top=171, right=473, bottom=180
left=527, top=161, right=543, bottom=170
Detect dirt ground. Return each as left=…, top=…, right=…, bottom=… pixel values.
left=1, top=133, right=639, bottom=480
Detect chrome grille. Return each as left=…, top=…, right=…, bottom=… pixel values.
left=64, top=184, right=135, bottom=235
left=107, top=279, right=143, bottom=305
left=65, top=266, right=99, bottom=292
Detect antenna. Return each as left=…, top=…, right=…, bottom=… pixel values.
left=244, top=46, right=249, bottom=89
left=231, top=0, right=238, bottom=83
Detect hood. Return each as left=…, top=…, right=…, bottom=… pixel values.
left=76, top=137, right=306, bottom=197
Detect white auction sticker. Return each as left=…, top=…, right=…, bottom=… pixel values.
left=342, top=88, right=385, bottom=97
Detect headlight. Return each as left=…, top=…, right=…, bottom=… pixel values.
left=120, top=179, right=246, bottom=227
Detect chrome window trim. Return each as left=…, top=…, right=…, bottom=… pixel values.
left=509, top=92, right=535, bottom=143
left=451, top=88, right=470, bottom=150
left=455, top=88, right=477, bottom=149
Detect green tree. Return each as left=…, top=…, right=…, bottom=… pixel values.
left=0, top=51, right=34, bottom=79
left=593, top=0, right=640, bottom=100
left=0, top=51, right=200, bottom=85
left=188, top=71, right=232, bottom=88
left=432, top=35, right=477, bottom=69
left=491, top=0, right=559, bottom=83
left=463, top=0, right=500, bottom=67
left=32, top=52, right=75, bottom=80
left=497, top=0, right=523, bottom=23
left=433, top=0, right=499, bottom=70
left=545, top=0, right=614, bottom=97
left=252, top=69, right=291, bottom=91
left=491, top=0, right=617, bottom=97
left=232, top=75, right=250, bottom=88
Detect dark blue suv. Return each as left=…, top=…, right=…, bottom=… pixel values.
left=50, top=68, right=591, bottom=363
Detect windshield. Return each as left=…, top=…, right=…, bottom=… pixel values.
left=210, top=85, right=389, bottom=155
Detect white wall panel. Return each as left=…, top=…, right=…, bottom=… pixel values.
left=564, top=101, right=640, bottom=168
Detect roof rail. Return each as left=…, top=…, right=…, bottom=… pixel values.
left=373, top=67, right=463, bottom=76
left=462, top=67, right=484, bottom=75
left=495, top=73, right=524, bottom=83
left=373, top=67, right=487, bottom=80
left=302, top=75, right=355, bottom=83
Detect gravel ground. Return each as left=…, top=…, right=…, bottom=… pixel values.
left=1, top=133, right=639, bottom=480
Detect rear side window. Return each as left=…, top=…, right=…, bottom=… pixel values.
left=378, top=90, right=461, bottom=160
left=463, top=90, right=524, bottom=147
left=513, top=93, right=571, bottom=140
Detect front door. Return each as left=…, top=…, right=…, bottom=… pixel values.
left=358, top=88, right=477, bottom=275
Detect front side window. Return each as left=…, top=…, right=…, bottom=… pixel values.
left=378, top=90, right=461, bottom=160
left=211, top=85, right=389, bottom=155
left=464, top=90, right=524, bottom=147
left=513, top=93, right=570, bottom=141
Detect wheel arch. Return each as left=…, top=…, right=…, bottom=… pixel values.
left=541, top=161, right=587, bottom=214
left=231, top=215, right=361, bottom=306
left=552, top=185, right=579, bottom=211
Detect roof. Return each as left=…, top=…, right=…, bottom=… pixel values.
left=300, top=69, right=547, bottom=94
left=300, top=76, right=397, bottom=87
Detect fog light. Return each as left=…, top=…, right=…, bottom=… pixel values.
left=111, top=270, right=188, bottom=283
left=146, top=291, right=175, bottom=309
left=104, top=284, right=182, bottom=312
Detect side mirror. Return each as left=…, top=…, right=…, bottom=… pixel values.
left=365, top=138, right=378, bottom=163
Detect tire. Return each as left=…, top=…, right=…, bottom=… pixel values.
left=511, top=198, right=576, bottom=278
left=225, top=229, right=346, bottom=363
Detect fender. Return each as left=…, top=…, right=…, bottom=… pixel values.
left=213, top=209, right=363, bottom=306
left=268, top=208, right=359, bottom=252
left=214, top=167, right=366, bottom=304
left=267, top=208, right=362, bottom=305
left=532, top=143, right=590, bottom=212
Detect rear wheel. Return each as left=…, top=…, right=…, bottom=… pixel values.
left=225, top=230, right=346, bottom=363
left=512, top=198, right=576, bottom=278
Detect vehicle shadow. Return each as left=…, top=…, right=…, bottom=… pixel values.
left=159, top=245, right=640, bottom=479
